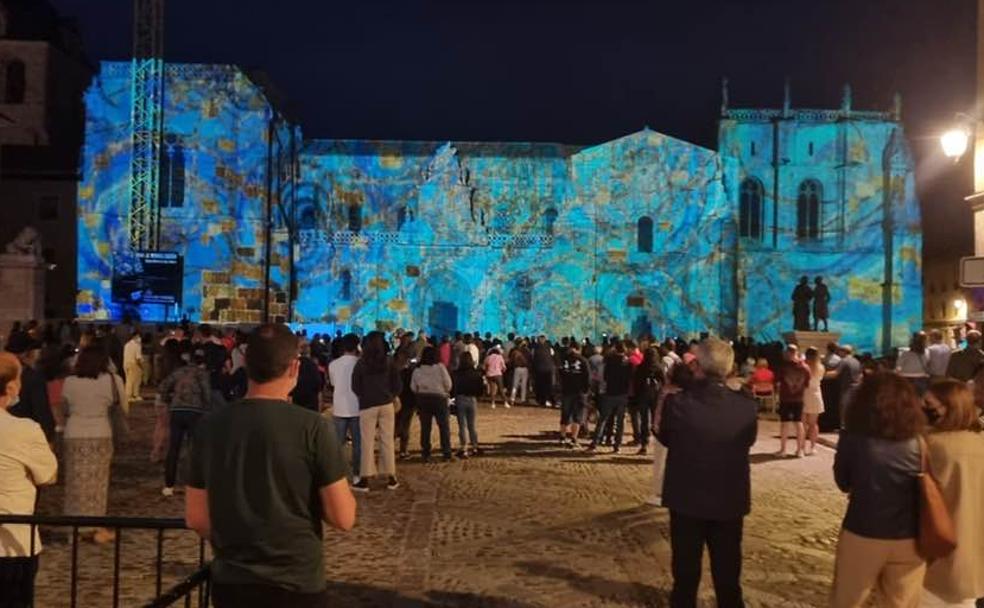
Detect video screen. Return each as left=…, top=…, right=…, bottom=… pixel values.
left=111, top=251, right=184, bottom=305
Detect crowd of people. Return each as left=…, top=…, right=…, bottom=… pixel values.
left=0, top=318, right=983, bottom=607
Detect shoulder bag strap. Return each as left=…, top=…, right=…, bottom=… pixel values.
left=917, top=435, right=928, bottom=475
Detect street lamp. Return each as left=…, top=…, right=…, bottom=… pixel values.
left=942, top=128, right=971, bottom=160
left=954, top=298, right=968, bottom=321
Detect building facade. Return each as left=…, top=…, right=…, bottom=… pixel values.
left=77, top=62, right=923, bottom=353
left=0, top=0, right=92, bottom=319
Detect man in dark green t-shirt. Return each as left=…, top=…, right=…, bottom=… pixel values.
left=186, top=324, right=356, bottom=608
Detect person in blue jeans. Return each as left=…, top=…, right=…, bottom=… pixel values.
left=589, top=342, right=631, bottom=454
left=327, top=334, right=361, bottom=480
left=451, top=352, right=484, bottom=458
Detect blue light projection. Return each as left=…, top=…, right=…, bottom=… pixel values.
left=77, top=62, right=922, bottom=353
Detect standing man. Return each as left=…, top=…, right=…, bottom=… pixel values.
left=557, top=344, right=590, bottom=448
left=123, top=331, right=144, bottom=405
left=925, top=329, right=952, bottom=384
left=185, top=324, right=355, bottom=608
left=812, top=276, right=831, bottom=332
left=791, top=276, right=813, bottom=332
left=5, top=333, right=55, bottom=443
left=775, top=344, right=810, bottom=458
left=658, top=338, right=758, bottom=608
left=945, top=330, right=984, bottom=382
left=328, top=334, right=361, bottom=481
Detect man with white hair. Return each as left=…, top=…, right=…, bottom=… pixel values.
left=657, top=337, right=758, bottom=608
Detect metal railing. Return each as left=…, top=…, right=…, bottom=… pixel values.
left=0, top=514, right=209, bottom=608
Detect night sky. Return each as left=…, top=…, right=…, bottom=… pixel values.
left=51, top=0, right=978, bottom=259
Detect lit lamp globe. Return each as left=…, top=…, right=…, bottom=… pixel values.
left=954, top=298, right=968, bottom=320
left=941, top=129, right=970, bottom=159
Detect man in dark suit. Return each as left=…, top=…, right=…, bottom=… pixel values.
left=658, top=337, right=758, bottom=608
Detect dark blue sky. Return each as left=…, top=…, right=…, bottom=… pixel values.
left=50, top=0, right=978, bottom=257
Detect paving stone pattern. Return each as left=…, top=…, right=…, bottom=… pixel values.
left=32, top=400, right=846, bottom=607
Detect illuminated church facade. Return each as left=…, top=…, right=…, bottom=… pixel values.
left=77, top=62, right=922, bottom=353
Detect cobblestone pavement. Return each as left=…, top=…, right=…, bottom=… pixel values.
left=31, top=399, right=846, bottom=607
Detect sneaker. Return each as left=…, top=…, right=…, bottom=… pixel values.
left=586, top=443, right=597, bottom=452
left=456, top=449, right=469, bottom=459
left=774, top=450, right=787, bottom=458
left=491, top=403, right=496, bottom=410
left=386, top=477, right=400, bottom=490
left=472, top=447, right=484, bottom=456
left=503, top=402, right=511, bottom=409
left=161, top=487, right=174, bottom=498
left=567, top=440, right=579, bottom=450
left=352, top=479, right=370, bottom=493
left=794, top=451, right=804, bottom=459
left=612, top=446, right=620, bottom=454
left=398, top=452, right=411, bottom=460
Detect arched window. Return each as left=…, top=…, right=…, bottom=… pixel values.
left=396, top=205, right=408, bottom=230
left=637, top=216, right=654, bottom=253
left=797, top=179, right=822, bottom=241
left=159, top=134, right=185, bottom=208
left=516, top=275, right=533, bottom=311
left=738, top=178, right=764, bottom=240
left=340, top=270, right=352, bottom=300
left=4, top=60, right=25, bottom=104
left=347, top=204, right=362, bottom=232
left=543, top=208, right=558, bottom=235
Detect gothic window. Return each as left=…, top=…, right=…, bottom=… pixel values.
left=340, top=269, right=352, bottom=300
left=347, top=203, right=362, bottom=232
left=396, top=205, right=408, bottom=230
left=543, top=207, right=558, bottom=235
left=738, top=178, right=764, bottom=240
left=750, top=142, right=756, bottom=157
left=4, top=60, right=24, bottom=104
left=637, top=216, right=654, bottom=253
left=159, top=134, right=185, bottom=208
left=516, top=275, right=533, bottom=311
left=797, top=179, right=822, bottom=241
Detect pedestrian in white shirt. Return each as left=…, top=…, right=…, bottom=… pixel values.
left=926, top=329, right=952, bottom=383
left=123, top=331, right=144, bottom=404
left=328, top=334, right=361, bottom=481
left=0, top=352, right=58, bottom=606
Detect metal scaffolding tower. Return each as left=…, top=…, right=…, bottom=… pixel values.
left=128, top=0, right=165, bottom=250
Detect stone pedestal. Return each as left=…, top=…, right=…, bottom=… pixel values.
left=783, top=331, right=842, bottom=354
left=0, top=254, right=45, bottom=325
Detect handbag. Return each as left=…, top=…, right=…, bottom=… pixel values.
left=108, top=373, right=130, bottom=442
left=916, top=436, right=957, bottom=560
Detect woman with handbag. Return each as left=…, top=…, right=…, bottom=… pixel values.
left=831, top=372, right=927, bottom=608
left=60, top=344, right=127, bottom=544
left=921, top=381, right=984, bottom=607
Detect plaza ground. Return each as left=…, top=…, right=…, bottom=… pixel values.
left=32, top=401, right=846, bottom=607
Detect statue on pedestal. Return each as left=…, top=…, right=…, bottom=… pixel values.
left=4, top=226, right=42, bottom=259
left=813, top=276, right=830, bottom=332
left=792, top=276, right=813, bottom=331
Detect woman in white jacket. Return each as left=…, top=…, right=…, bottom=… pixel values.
left=921, top=380, right=984, bottom=607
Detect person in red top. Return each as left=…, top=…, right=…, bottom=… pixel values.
left=775, top=344, right=811, bottom=457
left=747, top=359, right=775, bottom=392
left=438, top=337, right=451, bottom=369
